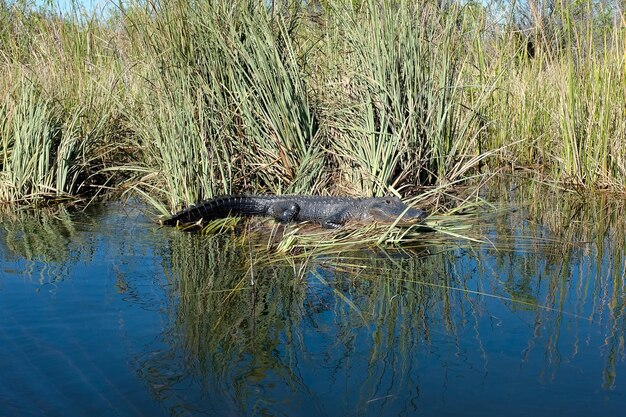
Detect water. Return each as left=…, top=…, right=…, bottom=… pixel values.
left=0, top=195, right=625, bottom=416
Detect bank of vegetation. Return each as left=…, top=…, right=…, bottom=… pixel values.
left=0, top=0, right=624, bottom=214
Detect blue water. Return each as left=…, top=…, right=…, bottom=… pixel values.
left=0, top=201, right=624, bottom=416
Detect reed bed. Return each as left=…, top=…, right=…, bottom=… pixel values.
left=0, top=0, right=623, bottom=213
left=0, top=2, right=131, bottom=204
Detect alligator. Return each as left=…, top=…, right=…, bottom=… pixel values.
left=162, top=195, right=428, bottom=229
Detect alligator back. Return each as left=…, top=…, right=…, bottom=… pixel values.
left=162, top=195, right=275, bottom=226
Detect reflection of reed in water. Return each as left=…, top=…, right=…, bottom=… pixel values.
left=150, top=229, right=482, bottom=414
left=320, top=252, right=482, bottom=409
left=148, top=232, right=314, bottom=412
left=0, top=206, right=102, bottom=283
left=485, top=181, right=626, bottom=389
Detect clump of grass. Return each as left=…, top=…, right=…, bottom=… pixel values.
left=556, top=10, right=625, bottom=187
left=0, top=82, right=64, bottom=202
left=315, top=0, right=494, bottom=195
left=486, top=2, right=626, bottom=189
left=125, top=0, right=324, bottom=214
left=0, top=2, right=131, bottom=204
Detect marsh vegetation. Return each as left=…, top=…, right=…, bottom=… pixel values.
left=0, top=0, right=623, bottom=215
left=1, top=2, right=624, bottom=414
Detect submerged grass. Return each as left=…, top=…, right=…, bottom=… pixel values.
left=0, top=0, right=624, bottom=213
left=185, top=204, right=486, bottom=262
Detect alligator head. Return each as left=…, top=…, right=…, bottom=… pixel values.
left=360, top=197, right=428, bottom=225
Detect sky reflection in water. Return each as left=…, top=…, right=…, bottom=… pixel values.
left=0, top=197, right=624, bottom=416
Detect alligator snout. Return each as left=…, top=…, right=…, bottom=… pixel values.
left=371, top=207, right=427, bottom=224
left=404, top=207, right=428, bottom=222
left=364, top=198, right=428, bottom=224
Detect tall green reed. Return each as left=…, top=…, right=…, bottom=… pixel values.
left=487, top=2, right=625, bottom=188
left=317, top=0, right=493, bottom=195
left=557, top=4, right=625, bottom=187
left=0, top=2, right=130, bottom=204
left=126, top=0, right=323, bottom=213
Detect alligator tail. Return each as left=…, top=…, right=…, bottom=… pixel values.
left=162, top=195, right=268, bottom=226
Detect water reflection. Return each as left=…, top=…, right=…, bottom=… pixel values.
left=0, top=190, right=625, bottom=416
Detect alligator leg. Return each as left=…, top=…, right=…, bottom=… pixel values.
left=321, top=211, right=347, bottom=229
left=267, top=200, right=300, bottom=223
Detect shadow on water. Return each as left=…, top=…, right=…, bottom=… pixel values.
left=0, top=187, right=625, bottom=416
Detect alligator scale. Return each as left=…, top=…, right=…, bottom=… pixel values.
left=163, top=195, right=428, bottom=229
